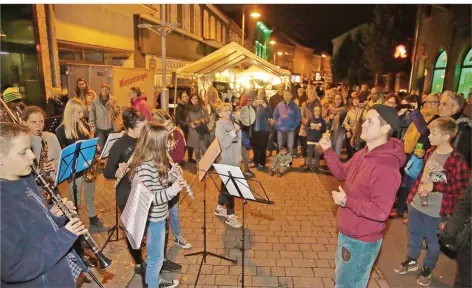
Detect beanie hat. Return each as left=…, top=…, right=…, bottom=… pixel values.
left=2, top=87, right=22, bottom=103
left=371, top=104, right=400, bottom=132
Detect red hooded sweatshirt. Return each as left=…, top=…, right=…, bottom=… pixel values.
left=324, top=138, right=406, bottom=242
left=131, top=94, right=152, bottom=121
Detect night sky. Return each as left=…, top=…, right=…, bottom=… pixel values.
left=216, top=4, right=417, bottom=54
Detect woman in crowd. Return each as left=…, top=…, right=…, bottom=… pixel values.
left=175, top=91, right=192, bottom=162
left=326, top=94, right=347, bottom=156
left=384, top=94, right=401, bottom=109
left=129, top=86, right=152, bottom=121
left=74, top=78, right=96, bottom=119
left=186, top=94, right=210, bottom=162
left=251, top=88, right=272, bottom=170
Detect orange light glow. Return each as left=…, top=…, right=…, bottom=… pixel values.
left=394, top=45, right=407, bottom=59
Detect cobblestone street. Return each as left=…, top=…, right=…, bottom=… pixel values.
left=62, top=157, right=456, bottom=288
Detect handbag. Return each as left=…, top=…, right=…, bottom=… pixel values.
left=404, top=155, right=424, bottom=180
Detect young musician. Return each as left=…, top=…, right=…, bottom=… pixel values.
left=1, top=122, right=88, bottom=287
left=1, top=87, right=24, bottom=122
left=152, top=109, right=192, bottom=249
left=55, top=98, right=109, bottom=233
left=22, top=106, right=61, bottom=178
left=103, top=108, right=146, bottom=274
left=214, top=103, right=243, bottom=228
left=127, top=122, right=183, bottom=288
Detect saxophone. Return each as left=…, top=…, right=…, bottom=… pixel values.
left=38, top=132, right=53, bottom=201
left=80, top=119, right=102, bottom=183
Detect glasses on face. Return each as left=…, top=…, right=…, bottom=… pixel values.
left=426, top=101, right=439, bottom=105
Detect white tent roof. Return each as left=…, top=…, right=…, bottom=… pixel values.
left=176, top=42, right=291, bottom=78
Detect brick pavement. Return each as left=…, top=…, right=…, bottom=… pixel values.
left=65, top=157, right=455, bottom=288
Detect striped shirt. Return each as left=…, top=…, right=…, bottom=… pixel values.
left=137, top=161, right=179, bottom=222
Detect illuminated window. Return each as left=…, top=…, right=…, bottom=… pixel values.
left=193, top=4, right=201, bottom=37
left=458, top=48, right=472, bottom=98
left=431, top=50, right=447, bottom=93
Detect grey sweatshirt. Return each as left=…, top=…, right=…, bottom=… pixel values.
left=215, top=118, right=242, bottom=166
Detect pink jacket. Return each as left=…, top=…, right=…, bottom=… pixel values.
left=131, top=95, right=152, bottom=121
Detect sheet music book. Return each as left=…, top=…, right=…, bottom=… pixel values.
left=198, top=138, right=221, bottom=181
left=212, top=164, right=256, bottom=200
left=100, top=132, right=123, bottom=159
left=121, top=175, right=154, bottom=249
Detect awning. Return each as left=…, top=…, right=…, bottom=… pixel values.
left=176, top=42, right=291, bottom=78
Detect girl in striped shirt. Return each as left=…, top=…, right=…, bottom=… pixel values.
left=128, top=122, right=184, bottom=288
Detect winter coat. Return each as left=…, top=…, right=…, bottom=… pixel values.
left=186, top=105, right=209, bottom=149
left=273, top=101, right=302, bottom=132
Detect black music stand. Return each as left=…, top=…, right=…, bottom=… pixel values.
left=184, top=167, right=237, bottom=287
left=211, top=164, right=273, bottom=288
left=99, top=132, right=125, bottom=250
left=56, top=138, right=99, bottom=213
left=44, top=116, right=62, bottom=133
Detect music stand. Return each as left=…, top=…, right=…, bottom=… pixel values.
left=184, top=139, right=237, bottom=287
left=212, top=164, right=274, bottom=288
left=56, top=138, right=99, bottom=214
left=44, top=116, right=62, bottom=133
left=100, top=132, right=126, bottom=250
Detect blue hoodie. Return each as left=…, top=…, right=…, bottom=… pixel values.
left=1, top=175, right=86, bottom=288
left=273, top=101, right=302, bottom=132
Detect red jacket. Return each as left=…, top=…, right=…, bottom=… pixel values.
left=131, top=95, right=152, bottom=121
left=324, top=138, right=406, bottom=242
left=407, top=147, right=469, bottom=217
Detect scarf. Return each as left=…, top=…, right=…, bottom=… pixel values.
left=403, top=107, right=438, bottom=153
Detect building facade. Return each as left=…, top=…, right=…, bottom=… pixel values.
left=410, top=4, right=471, bottom=97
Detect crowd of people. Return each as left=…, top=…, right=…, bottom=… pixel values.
left=0, top=76, right=471, bottom=288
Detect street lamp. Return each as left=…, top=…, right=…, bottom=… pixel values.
left=241, top=5, right=260, bottom=48
left=274, top=51, right=283, bottom=66
left=269, top=40, right=276, bottom=45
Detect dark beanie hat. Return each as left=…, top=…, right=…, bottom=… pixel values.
left=371, top=104, right=400, bottom=132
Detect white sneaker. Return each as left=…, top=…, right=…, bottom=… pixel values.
left=225, top=215, right=242, bottom=228
left=159, top=278, right=179, bottom=288
left=173, top=235, right=192, bottom=249
left=214, top=207, right=227, bottom=218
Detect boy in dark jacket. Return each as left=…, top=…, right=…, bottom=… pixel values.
left=305, top=105, right=326, bottom=172
left=1, top=123, right=88, bottom=287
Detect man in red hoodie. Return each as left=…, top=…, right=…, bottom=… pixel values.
left=129, top=86, right=152, bottom=121
left=320, top=104, right=406, bottom=288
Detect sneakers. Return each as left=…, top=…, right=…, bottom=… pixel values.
left=417, top=266, right=433, bottom=287
left=214, top=207, right=228, bottom=218
left=173, top=235, right=192, bottom=249
left=269, top=169, right=275, bottom=176
left=89, top=216, right=110, bottom=233
left=161, top=259, right=181, bottom=272
left=394, top=257, right=418, bottom=275
left=225, top=214, right=242, bottom=228
left=159, top=278, right=179, bottom=288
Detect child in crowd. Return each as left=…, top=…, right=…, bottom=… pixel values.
left=395, top=117, right=469, bottom=287
left=214, top=103, right=243, bottom=228
left=269, top=145, right=293, bottom=177
left=305, top=106, right=326, bottom=173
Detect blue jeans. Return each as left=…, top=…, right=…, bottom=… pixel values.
left=277, top=130, right=295, bottom=156
left=146, top=221, right=166, bottom=287
left=407, top=206, right=441, bottom=268
left=335, top=232, right=382, bottom=288
left=169, top=202, right=181, bottom=238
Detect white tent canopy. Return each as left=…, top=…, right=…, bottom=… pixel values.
left=176, top=42, right=291, bottom=78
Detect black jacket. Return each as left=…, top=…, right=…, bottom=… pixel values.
left=441, top=186, right=471, bottom=254
left=175, top=103, right=189, bottom=135
left=452, top=112, right=472, bottom=168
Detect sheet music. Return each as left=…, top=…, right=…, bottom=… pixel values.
left=212, top=164, right=256, bottom=200
left=121, top=175, right=154, bottom=249
left=199, top=139, right=221, bottom=181
left=100, top=132, right=123, bottom=159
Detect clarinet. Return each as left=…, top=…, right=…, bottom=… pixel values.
left=172, top=162, right=195, bottom=199
left=31, top=160, right=112, bottom=270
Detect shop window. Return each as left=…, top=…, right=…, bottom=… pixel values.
left=210, top=16, right=216, bottom=40
left=203, top=9, right=209, bottom=38
left=458, top=48, right=472, bottom=98
left=84, top=51, right=104, bottom=63
left=58, top=49, right=82, bottom=61
left=431, top=50, right=447, bottom=93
